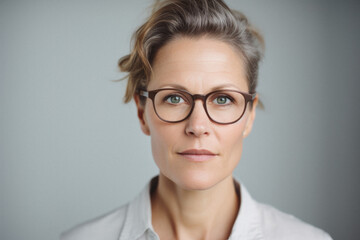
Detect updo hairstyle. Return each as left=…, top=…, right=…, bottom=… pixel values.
left=118, top=0, right=264, bottom=107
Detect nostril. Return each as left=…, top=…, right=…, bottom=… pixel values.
left=185, top=125, right=209, bottom=137
left=185, top=118, right=210, bottom=137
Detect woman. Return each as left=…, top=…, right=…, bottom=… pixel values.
left=61, top=0, right=332, bottom=239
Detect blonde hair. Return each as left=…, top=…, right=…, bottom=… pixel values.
left=118, top=0, right=264, bottom=104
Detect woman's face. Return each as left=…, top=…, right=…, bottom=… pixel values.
left=135, top=37, right=257, bottom=190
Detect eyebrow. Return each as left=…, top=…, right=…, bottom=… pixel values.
left=210, top=84, right=243, bottom=91
left=157, top=83, right=244, bottom=93
left=158, top=83, right=188, bottom=91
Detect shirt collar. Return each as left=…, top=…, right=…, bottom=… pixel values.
left=229, top=179, right=264, bottom=239
left=119, top=177, right=158, bottom=240
left=119, top=176, right=264, bottom=240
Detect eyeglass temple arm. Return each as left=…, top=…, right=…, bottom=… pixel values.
left=250, top=93, right=257, bottom=101
left=139, top=90, right=149, bottom=98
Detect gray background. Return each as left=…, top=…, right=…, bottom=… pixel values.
left=1, top=0, right=359, bottom=239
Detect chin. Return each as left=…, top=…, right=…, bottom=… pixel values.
left=172, top=171, right=225, bottom=191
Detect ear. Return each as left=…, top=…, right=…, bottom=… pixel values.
left=134, top=94, right=150, bottom=136
left=243, top=95, right=258, bottom=138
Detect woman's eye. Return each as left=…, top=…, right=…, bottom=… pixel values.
left=213, top=96, right=231, bottom=105
left=165, top=95, right=184, bottom=104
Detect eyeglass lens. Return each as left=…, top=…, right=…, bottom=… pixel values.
left=153, top=89, right=246, bottom=123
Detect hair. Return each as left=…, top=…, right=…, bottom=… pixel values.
left=118, top=0, right=264, bottom=107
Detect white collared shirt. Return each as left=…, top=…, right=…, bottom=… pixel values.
left=61, top=177, right=332, bottom=240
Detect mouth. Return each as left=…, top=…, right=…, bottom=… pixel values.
left=177, top=149, right=217, bottom=162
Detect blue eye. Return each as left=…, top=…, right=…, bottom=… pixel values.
left=165, top=95, right=184, bottom=104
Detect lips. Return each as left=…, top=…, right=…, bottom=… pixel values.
left=178, top=149, right=217, bottom=162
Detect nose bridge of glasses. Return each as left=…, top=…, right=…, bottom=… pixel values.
left=192, top=94, right=207, bottom=103
left=190, top=94, right=208, bottom=117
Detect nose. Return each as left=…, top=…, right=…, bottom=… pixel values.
left=185, top=100, right=210, bottom=137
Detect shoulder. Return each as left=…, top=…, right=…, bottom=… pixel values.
left=60, top=203, right=129, bottom=240
left=60, top=178, right=155, bottom=240
left=257, top=203, right=333, bottom=240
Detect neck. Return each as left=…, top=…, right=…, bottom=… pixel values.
left=151, top=174, right=240, bottom=240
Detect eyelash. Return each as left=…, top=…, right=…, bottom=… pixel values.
left=161, top=91, right=238, bottom=105
left=164, top=94, right=186, bottom=104
left=211, top=95, right=235, bottom=104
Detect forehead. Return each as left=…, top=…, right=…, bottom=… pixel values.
left=149, top=37, right=248, bottom=92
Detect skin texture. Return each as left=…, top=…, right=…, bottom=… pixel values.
left=135, top=37, right=258, bottom=240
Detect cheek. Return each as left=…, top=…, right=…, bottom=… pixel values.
left=150, top=126, right=172, bottom=159
left=145, top=108, right=181, bottom=165
left=219, top=117, right=248, bottom=162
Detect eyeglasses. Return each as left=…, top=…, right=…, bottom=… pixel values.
left=139, top=88, right=256, bottom=124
